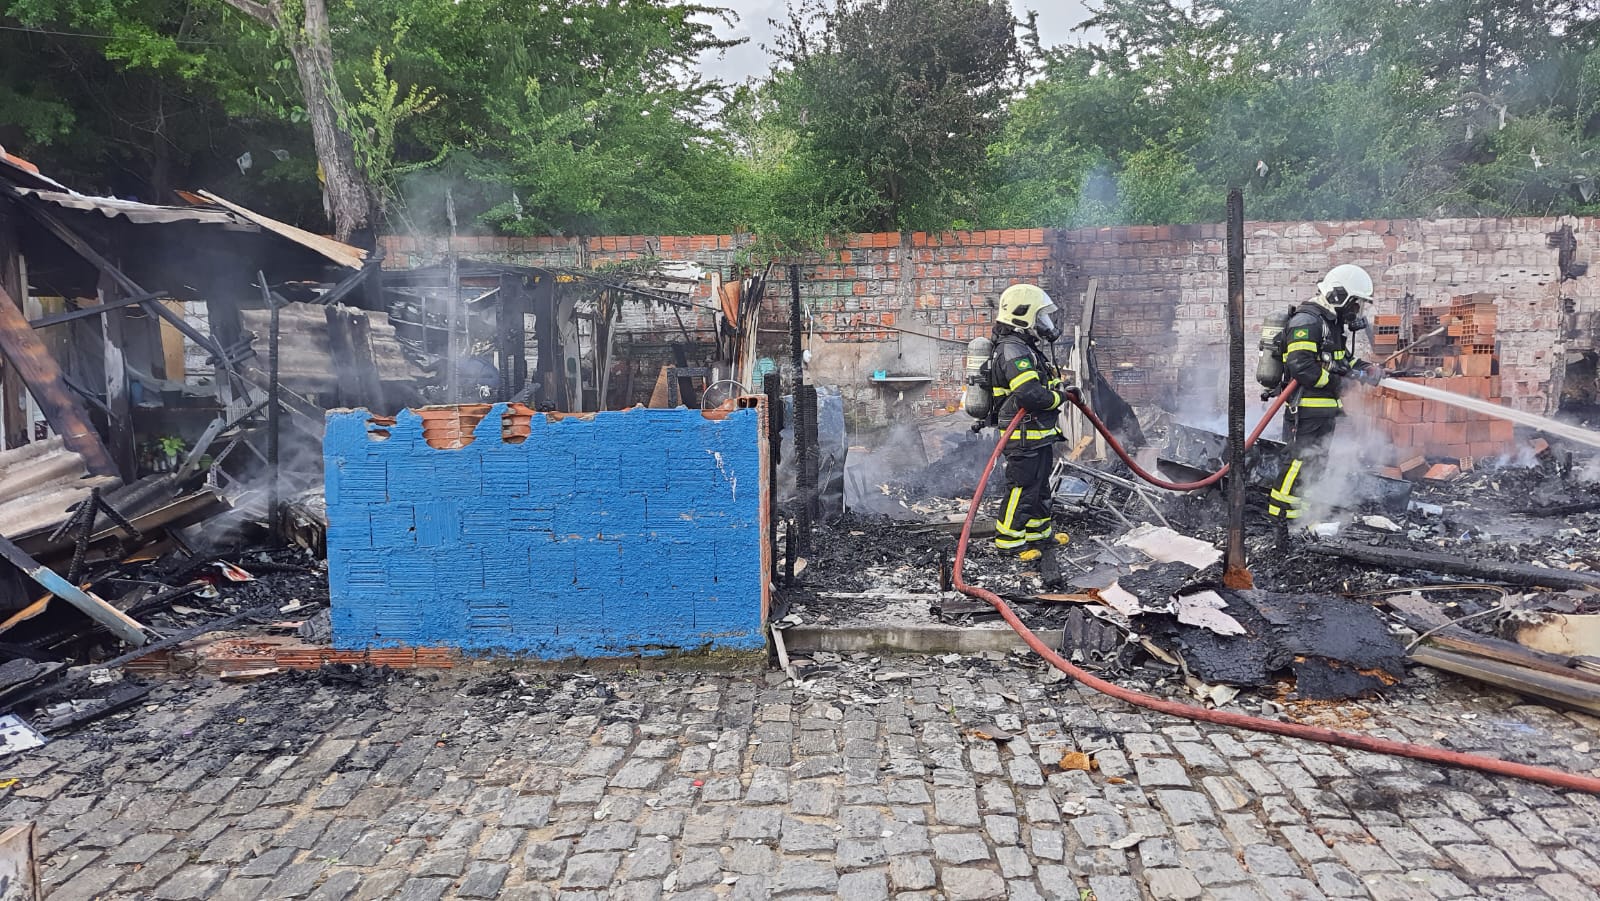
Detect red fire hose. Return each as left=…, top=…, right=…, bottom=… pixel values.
left=1065, top=382, right=1295, bottom=491
left=956, top=410, right=1600, bottom=794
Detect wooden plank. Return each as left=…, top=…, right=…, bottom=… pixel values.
left=0, top=822, right=39, bottom=901
left=0, top=284, right=116, bottom=475
left=1409, top=645, right=1600, bottom=716
left=0, top=532, right=147, bottom=646
left=1384, top=592, right=1600, bottom=686
left=158, top=300, right=186, bottom=381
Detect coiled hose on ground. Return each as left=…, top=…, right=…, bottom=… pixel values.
left=955, top=408, right=1600, bottom=794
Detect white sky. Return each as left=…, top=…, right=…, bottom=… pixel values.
left=695, top=1, right=1099, bottom=83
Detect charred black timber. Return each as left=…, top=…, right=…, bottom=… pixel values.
left=796, top=385, right=820, bottom=549
left=532, top=275, right=559, bottom=410
left=263, top=273, right=281, bottom=542
left=323, top=305, right=360, bottom=407
left=764, top=371, right=782, bottom=581
left=98, top=273, right=136, bottom=481
left=345, top=312, right=386, bottom=411
left=1224, top=188, right=1248, bottom=578
left=312, top=259, right=376, bottom=309
left=28, top=291, right=164, bottom=329
left=1311, top=541, right=1600, bottom=590
left=0, top=284, right=118, bottom=475
left=1512, top=500, right=1600, bottom=518
left=1, top=200, right=28, bottom=450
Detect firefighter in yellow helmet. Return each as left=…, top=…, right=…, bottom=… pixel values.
left=990, top=284, right=1071, bottom=556
left=1268, top=264, right=1385, bottom=531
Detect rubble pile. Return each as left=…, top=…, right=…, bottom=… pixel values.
left=786, top=404, right=1600, bottom=717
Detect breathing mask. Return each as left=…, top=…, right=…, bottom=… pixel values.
left=1035, top=309, right=1060, bottom=343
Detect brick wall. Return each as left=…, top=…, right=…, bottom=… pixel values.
left=381, top=216, right=1596, bottom=423
left=324, top=402, right=769, bottom=658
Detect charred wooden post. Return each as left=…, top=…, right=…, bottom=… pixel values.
left=97, top=273, right=136, bottom=481
left=0, top=285, right=117, bottom=476
left=262, top=272, right=282, bottom=542
left=1224, top=188, right=1251, bottom=588
left=497, top=272, right=524, bottom=402
left=0, top=201, right=27, bottom=449
left=788, top=265, right=817, bottom=551
left=346, top=311, right=385, bottom=412
left=764, top=370, right=783, bottom=581
left=324, top=304, right=359, bottom=408
left=532, top=274, right=558, bottom=410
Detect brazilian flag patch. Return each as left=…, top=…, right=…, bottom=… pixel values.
left=1016, top=360, right=1031, bottom=369
left=1294, top=329, right=1309, bottom=338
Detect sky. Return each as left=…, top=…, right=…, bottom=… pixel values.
left=695, top=1, right=1099, bottom=83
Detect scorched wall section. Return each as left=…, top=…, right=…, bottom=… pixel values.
left=324, top=403, right=768, bottom=657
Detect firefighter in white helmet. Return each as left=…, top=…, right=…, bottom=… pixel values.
left=989, top=284, right=1071, bottom=557
left=1268, top=264, right=1385, bottom=529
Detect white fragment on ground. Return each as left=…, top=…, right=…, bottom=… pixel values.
left=1171, top=590, right=1247, bottom=636
left=1115, top=523, right=1223, bottom=569
left=1098, top=582, right=1143, bottom=616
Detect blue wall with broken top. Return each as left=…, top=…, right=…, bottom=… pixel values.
left=324, top=404, right=765, bottom=657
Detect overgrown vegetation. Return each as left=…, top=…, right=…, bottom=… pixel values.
left=3, top=0, right=1598, bottom=244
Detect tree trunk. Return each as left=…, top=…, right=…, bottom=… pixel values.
left=224, top=0, right=373, bottom=242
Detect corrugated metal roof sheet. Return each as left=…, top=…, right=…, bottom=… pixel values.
left=238, top=304, right=424, bottom=393
left=12, top=187, right=246, bottom=226
left=0, top=437, right=121, bottom=540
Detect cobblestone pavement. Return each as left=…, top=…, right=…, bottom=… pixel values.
left=12, top=658, right=1600, bottom=900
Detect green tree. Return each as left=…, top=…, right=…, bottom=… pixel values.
left=988, top=0, right=1600, bottom=225
left=769, top=0, right=1029, bottom=233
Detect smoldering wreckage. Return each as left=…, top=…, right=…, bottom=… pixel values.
left=0, top=154, right=1599, bottom=804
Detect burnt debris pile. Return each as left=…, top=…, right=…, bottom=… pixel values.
left=786, top=395, right=1600, bottom=713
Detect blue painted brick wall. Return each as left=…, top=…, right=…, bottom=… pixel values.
left=325, top=405, right=767, bottom=657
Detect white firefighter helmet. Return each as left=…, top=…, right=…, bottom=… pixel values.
left=996, top=283, right=1059, bottom=340
left=1315, top=264, right=1374, bottom=311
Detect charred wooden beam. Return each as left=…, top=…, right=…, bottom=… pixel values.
left=1310, top=541, right=1600, bottom=590
left=28, top=291, right=163, bottom=329
left=324, top=304, right=358, bottom=408
left=1410, top=645, right=1600, bottom=717
left=0, top=532, right=147, bottom=646
left=346, top=311, right=385, bottom=411
left=97, top=274, right=136, bottom=481
left=0, top=201, right=28, bottom=449
left=0, top=284, right=117, bottom=476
